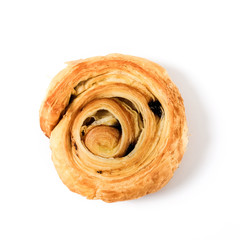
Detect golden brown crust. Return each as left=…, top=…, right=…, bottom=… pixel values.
left=39, top=53, right=188, bottom=202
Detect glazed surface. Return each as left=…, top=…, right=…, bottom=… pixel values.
left=39, top=54, right=188, bottom=202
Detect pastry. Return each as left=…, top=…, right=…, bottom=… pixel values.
left=39, top=54, right=188, bottom=202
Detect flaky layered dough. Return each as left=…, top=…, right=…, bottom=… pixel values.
left=40, top=54, right=188, bottom=202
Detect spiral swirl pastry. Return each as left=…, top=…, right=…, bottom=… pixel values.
left=40, top=54, right=188, bottom=202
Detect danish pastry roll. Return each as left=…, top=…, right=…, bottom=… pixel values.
left=40, top=54, right=188, bottom=202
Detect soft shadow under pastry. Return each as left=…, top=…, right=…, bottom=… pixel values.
left=39, top=54, right=188, bottom=202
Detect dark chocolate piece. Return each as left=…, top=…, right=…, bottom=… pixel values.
left=148, top=100, right=163, bottom=117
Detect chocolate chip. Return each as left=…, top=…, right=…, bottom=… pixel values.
left=73, top=142, right=78, bottom=150
left=97, top=170, right=103, bottom=174
left=148, top=100, right=163, bottom=117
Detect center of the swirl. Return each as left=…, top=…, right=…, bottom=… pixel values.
left=84, top=125, right=121, bottom=158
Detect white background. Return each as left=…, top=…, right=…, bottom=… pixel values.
left=0, top=0, right=239, bottom=239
